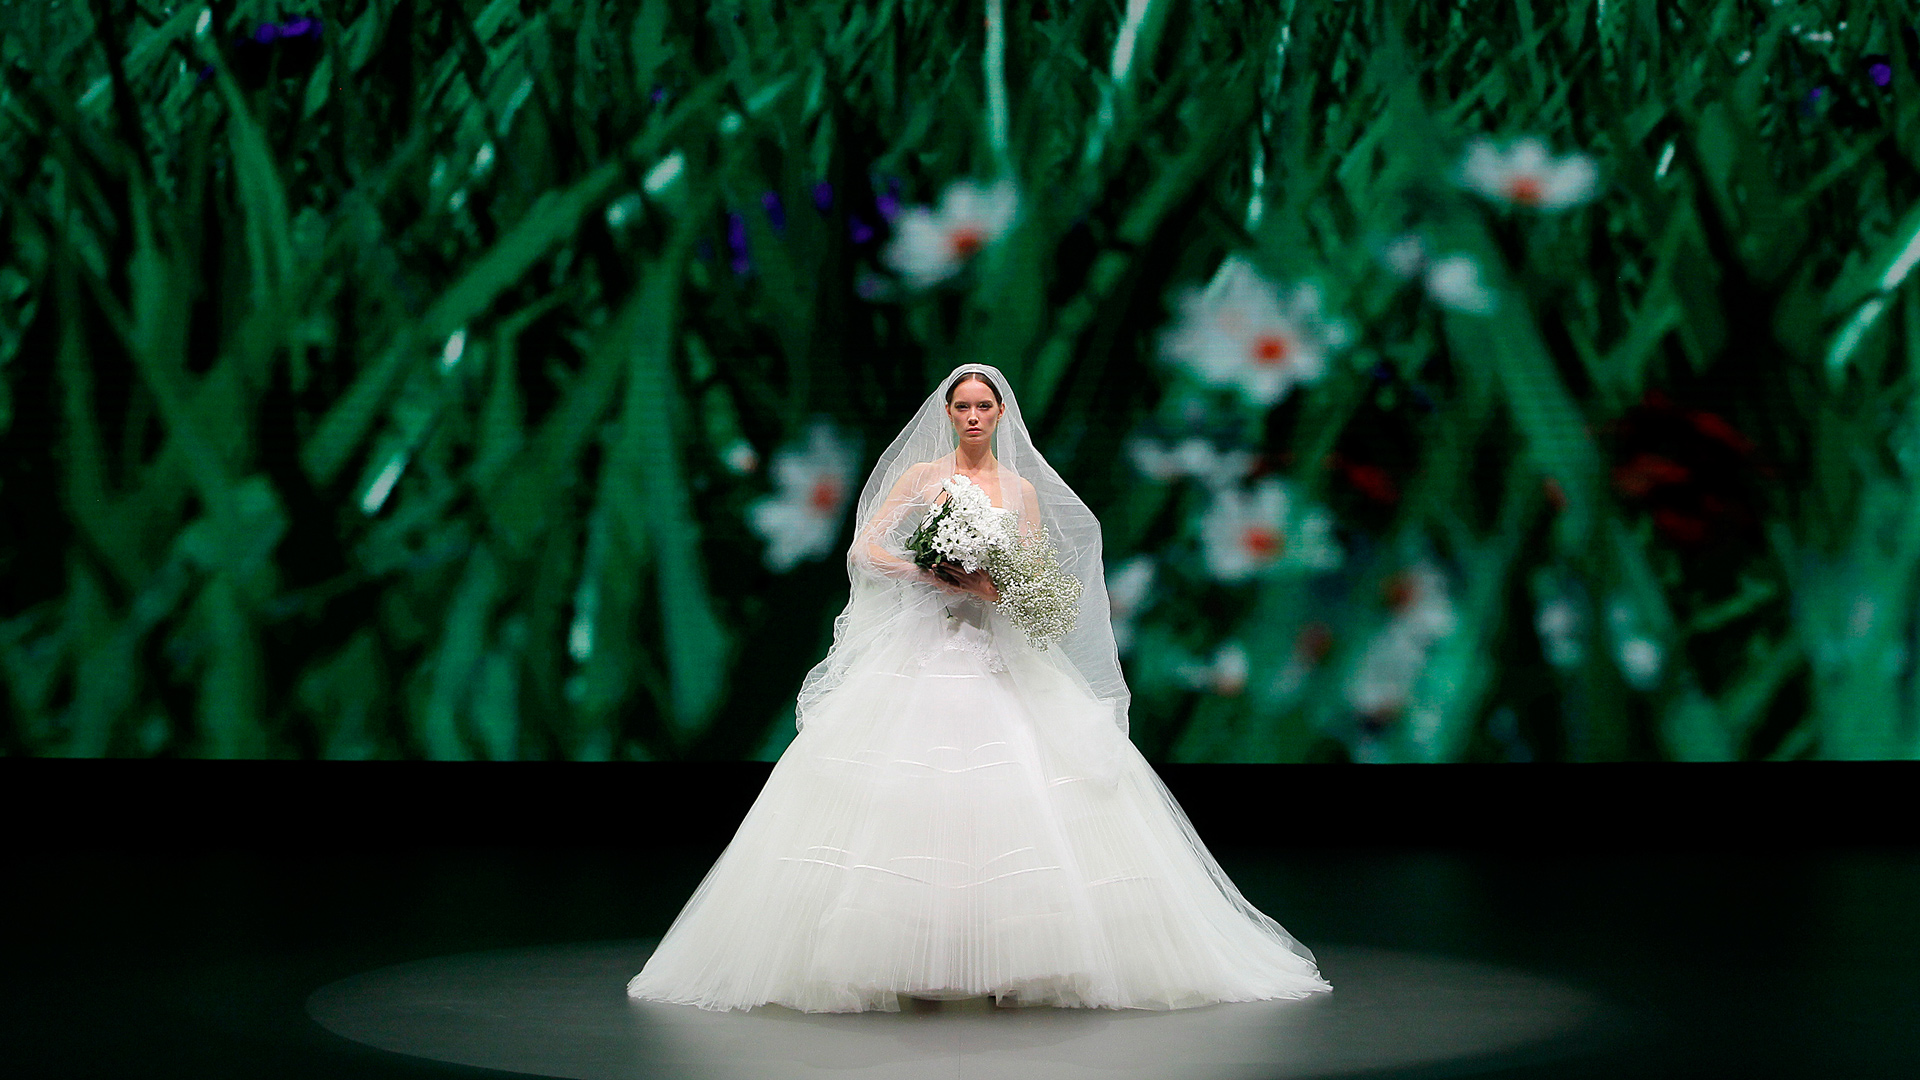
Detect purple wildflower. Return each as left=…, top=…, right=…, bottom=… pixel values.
left=875, top=175, right=904, bottom=222
left=849, top=217, right=875, bottom=245
left=761, top=191, right=786, bottom=235
left=1866, top=55, right=1893, bottom=88
left=228, top=16, right=325, bottom=88
left=727, top=212, right=752, bottom=276
left=811, top=182, right=833, bottom=213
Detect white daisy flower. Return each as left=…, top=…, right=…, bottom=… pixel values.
left=1162, top=258, right=1349, bottom=407
left=720, top=439, right=759, bottom=475
left=1178, top=641, right=1249, bottom=696
left=1423, top=254, right=1498, bottom=314
left=1344, top=626, right=1428, bottom=719
left=1125, top=436, right=1256, bottom=489
left=1616, top=636, right=1663, bottom=690
left=747, top=422, right=859, bottom=572
left=1379, top=234, right=1497, bottom=314
left=1381, top=563, right=1458, bottom=641
left=882, top=178, right=1018, bottom=289
left=1460, top=136, right=1600, bottom=211
left=1106, top=555, right=1157, bottom=654
left=1534, top=596, right=1584, bottom=668
left=1198, top=478, right=1342, bottom=582
left=1345, top=562, right=1459, bottom=721
left=1380, top=233, right=1428, bottom=278
left=1605, top=599, right=1664, bottom=690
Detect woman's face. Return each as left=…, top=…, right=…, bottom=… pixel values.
left=946, top=378, right=1003, bottom=448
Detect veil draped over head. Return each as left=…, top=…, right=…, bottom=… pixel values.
left=795, top=363, right=1130, bottom=736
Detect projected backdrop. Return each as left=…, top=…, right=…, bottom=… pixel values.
left=1, top=1, right=1915, bottom=762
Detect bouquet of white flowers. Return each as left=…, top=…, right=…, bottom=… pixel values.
left=906, top=475, right=1014, bottom=574
left=906, top=475, right=1082, bottom=649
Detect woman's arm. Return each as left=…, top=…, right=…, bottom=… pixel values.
left=1016, top=477, right=1043, bottom=540
left=853, top=463, right=948, bottom=584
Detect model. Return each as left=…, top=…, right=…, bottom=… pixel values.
left=628, top=363, right=1330, bottom=1012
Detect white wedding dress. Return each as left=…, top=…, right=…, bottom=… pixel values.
left=628, top=365, right=1330, bottom=1013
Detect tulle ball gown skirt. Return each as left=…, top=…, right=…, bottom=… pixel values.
left=628, top=610, right=1331, bottom=1013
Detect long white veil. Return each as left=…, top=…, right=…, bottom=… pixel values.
left=795, top=363, right=1130, bottom=735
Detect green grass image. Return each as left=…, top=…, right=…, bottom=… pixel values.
left=2, top=0, right=1917, bottom=761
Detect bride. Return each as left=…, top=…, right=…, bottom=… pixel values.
left=628, top=364, right=1331, bottom=1013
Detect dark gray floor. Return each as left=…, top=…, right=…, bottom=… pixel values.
left=307, top=940, right=1605, bottom=1080
left=7, top=846, right=1919, bottom=1078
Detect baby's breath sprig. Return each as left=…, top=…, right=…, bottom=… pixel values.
left=989, top=530, right=1083, bottom=649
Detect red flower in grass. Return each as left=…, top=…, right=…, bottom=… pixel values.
left=1604, top=391, right=1766, bottom=549
left=1329, top=453, right=1401, bottom=505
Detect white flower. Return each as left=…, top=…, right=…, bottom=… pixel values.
left=1198, top=478, right=1342, bottom=582
left=1605, top=599, right=1664, bottom=690
left=1179, top=641, right=1249, bottom=697
left=1106, top=556, right=1156, bottom=654
left=720, top=439, right=759, bottom=475
left=883, top=178, right=1018, bottom=289
left=1423, top=254, right=1497, bottom=314
left=1345, top=562, right=1459, bottom=720
left=1534, top=596, right=1584, bottom=668
left=747, top=423, right=859, bottom=572
left=1162, top=258, right=1349, bottom=407
left=1126, top=436, right=1256, bottom=488
left=1381, top=233, right=1427, bottom=278
left=1617, top=636, right=1663, bottom=690
left=1460, top=136, right=1600, bottom=211
left=1344, top=626, right=1429, bottom=719
left=1382, top=563, right=1458, bottom=642
left=1379, top=234, right=1497, bottom=314
left=916, top=475, right=1017, bottom=572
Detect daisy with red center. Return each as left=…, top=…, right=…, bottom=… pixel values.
left=882, top=179, right=1018, bottom=289
left=1342, top=562, right=1459, bottom=729
left=1459, top=136, right=1600, bottom=212
left=1178, top=642, right=1250, bottom=697
left=806, top=477, right=843, bottom=513
left=748, top=423, right=860, bottom=572
left=1162, top=257, right=1349, bottom=407
left=1199, top=478, right=1342, bottom=583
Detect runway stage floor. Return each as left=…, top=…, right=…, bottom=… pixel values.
left=8, top=844, right=1920, bottom=1080
left=307, top=940, right=1604, bottom=1080
left=7, top=762, right=1920, bottom=1079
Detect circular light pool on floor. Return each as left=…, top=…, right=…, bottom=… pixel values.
left=307, top=940, right=1609, bottom=1080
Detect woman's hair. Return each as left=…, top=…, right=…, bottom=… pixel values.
left=944, top=369, right=1003, bottom=406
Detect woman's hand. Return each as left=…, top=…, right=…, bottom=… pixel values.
left=931, top=561, right=1000, bottom=603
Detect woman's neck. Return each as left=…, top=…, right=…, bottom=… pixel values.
left=953, top=443, right=995, bottom=474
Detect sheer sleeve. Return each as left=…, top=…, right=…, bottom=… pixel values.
left=1013, top=476, right=1044, bottom=541
left=850, top=461, right=939, bottom=583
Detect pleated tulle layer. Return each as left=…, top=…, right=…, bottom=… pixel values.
left=628, top=620, right=1331, bottom=1013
